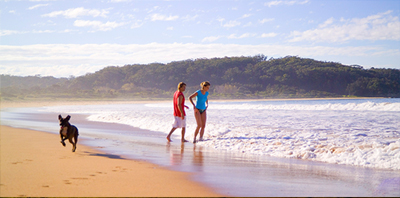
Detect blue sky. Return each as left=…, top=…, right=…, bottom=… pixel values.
left=1, top=0, right=399, bottom=77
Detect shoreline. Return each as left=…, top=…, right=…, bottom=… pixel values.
left=0, top=100, right=224, bottom=197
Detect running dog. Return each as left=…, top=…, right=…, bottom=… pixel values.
left=58, top=115, right=79, bottom=152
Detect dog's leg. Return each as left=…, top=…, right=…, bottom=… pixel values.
left=68, top=137, right=76, bottom=152
left=60, top=134, right=66, bottom=146
left=73, top=132, right=78, bottom=152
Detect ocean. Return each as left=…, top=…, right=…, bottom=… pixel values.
left=1, top=98, right=400, bottom=196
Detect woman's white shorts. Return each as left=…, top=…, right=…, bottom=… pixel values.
left=172, top=116, right=186, bottom=128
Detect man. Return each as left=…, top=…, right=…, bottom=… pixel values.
left=166, top=82, right=189, bottom=142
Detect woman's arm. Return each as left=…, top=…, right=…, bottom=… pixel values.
left=189, top=92, right=198, bottom=111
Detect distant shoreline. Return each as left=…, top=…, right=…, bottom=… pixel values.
left=0, top=96, right=389, bottom=109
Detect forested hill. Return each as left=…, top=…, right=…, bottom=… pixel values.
left=1, top=55, right=400, bottom=99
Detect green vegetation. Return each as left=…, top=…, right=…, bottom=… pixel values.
left=1, top=55, right=399, bottom=100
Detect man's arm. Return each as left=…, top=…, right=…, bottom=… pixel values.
left=178, top=95, right=184, bottom=119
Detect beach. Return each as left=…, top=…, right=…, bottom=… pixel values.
left=1, top=99, right=399, bottom=197
left=0, top=100, right=222, bottom=197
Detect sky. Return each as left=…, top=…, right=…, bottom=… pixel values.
left=1, top=0, right=399, bottom=78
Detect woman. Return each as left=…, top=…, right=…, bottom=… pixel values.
left=189, top=81, right=211, bottom=143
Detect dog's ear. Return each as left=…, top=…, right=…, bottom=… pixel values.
left=66, top=115, right=71, bottom=121
left=58, top=115, right=62, bottom=121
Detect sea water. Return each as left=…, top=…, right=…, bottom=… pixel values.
left=39, top=98, right=400, bottom=170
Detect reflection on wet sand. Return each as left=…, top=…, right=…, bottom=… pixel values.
left=193, top=145, right=204, bottom=172
left=167, top=142, right=204, bottom=171
left=166, top=142, right=184, bottom=166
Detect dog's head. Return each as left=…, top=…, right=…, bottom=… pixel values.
left=58, top=115, right=71, bottom=129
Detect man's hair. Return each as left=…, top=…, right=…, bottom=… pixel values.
left=177, top=82, right=186, bottom=89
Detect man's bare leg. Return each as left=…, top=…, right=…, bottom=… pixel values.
left=181, top=127, right=188, bottom=142
left=166, top=128, right=177, bottom=142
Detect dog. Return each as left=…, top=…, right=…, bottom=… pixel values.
left=58, top=115, right=79, bottom=152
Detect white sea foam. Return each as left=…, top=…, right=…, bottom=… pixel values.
left=43, top=99, right=400, bottom=170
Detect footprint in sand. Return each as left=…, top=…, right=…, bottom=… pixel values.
left=71, top=177, right=89, bottom=180
left=112, top=166, right=128, bottom=172
left=12, top=159, right=33, bottom=165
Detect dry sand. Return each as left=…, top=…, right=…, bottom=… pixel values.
left=0, top=100, right=223, bottom=197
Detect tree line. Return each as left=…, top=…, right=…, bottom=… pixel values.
left=1, top=55, right=399, bottom=100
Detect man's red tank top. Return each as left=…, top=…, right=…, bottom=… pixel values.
left=173, top=90, right=185, bottom=117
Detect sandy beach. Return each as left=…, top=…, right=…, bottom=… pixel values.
left=0, top=100, right=223, bottom=197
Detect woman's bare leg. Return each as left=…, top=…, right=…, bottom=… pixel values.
left=193, top=111, right=202, bottom=143
left=199, top=111, right=207, bottom=140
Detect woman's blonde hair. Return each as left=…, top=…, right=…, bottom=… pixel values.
left=200, top=81, right=211, bottom=88
left=177, top=82, right=186, bottom=89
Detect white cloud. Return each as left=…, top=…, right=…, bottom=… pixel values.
left=1, top=43, right=398, bottom=77
left=74, top=20, right=125, bottom=31
left=319, top=17, right=334, bottom=28
left=32, top=30, right=55, bottom=34
left=241, top=14, right=252, bottom=19
left=9, top=10, right=16, bottom=14
left=261, top=33, right=278, bottom=38
left=182, top=14, right=199, bottom=21
left=217, top=17, right=225, bottom=23
left=131, top=20, right=144, bottom=29
left=259, top=18, right=274, bottom=24
left=147, top=6, right=161, bottom=13
left=42, top=7, right=109, bottom=18
left=228, top=33, right=256, bottom=39
left=28, top=4, right=49, bottom=10
left=150, top=13, right=179, bottom=21
left=223, top=20, right=241, bottom=28
left=0, top=30, right=26, bottom=36
left=202, top=36, right=221, bottom=42
left=109, top=0, right=132, bottom=2
left=289, top=10, right=400, bottom=42
left=0, top=29, right=77, bottom=36
left=265, top=0, right=309, bottom=7
left=265, top=1, right=282, bottom=7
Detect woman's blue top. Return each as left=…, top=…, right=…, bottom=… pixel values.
left=195, top=90, right=208, bottom=110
